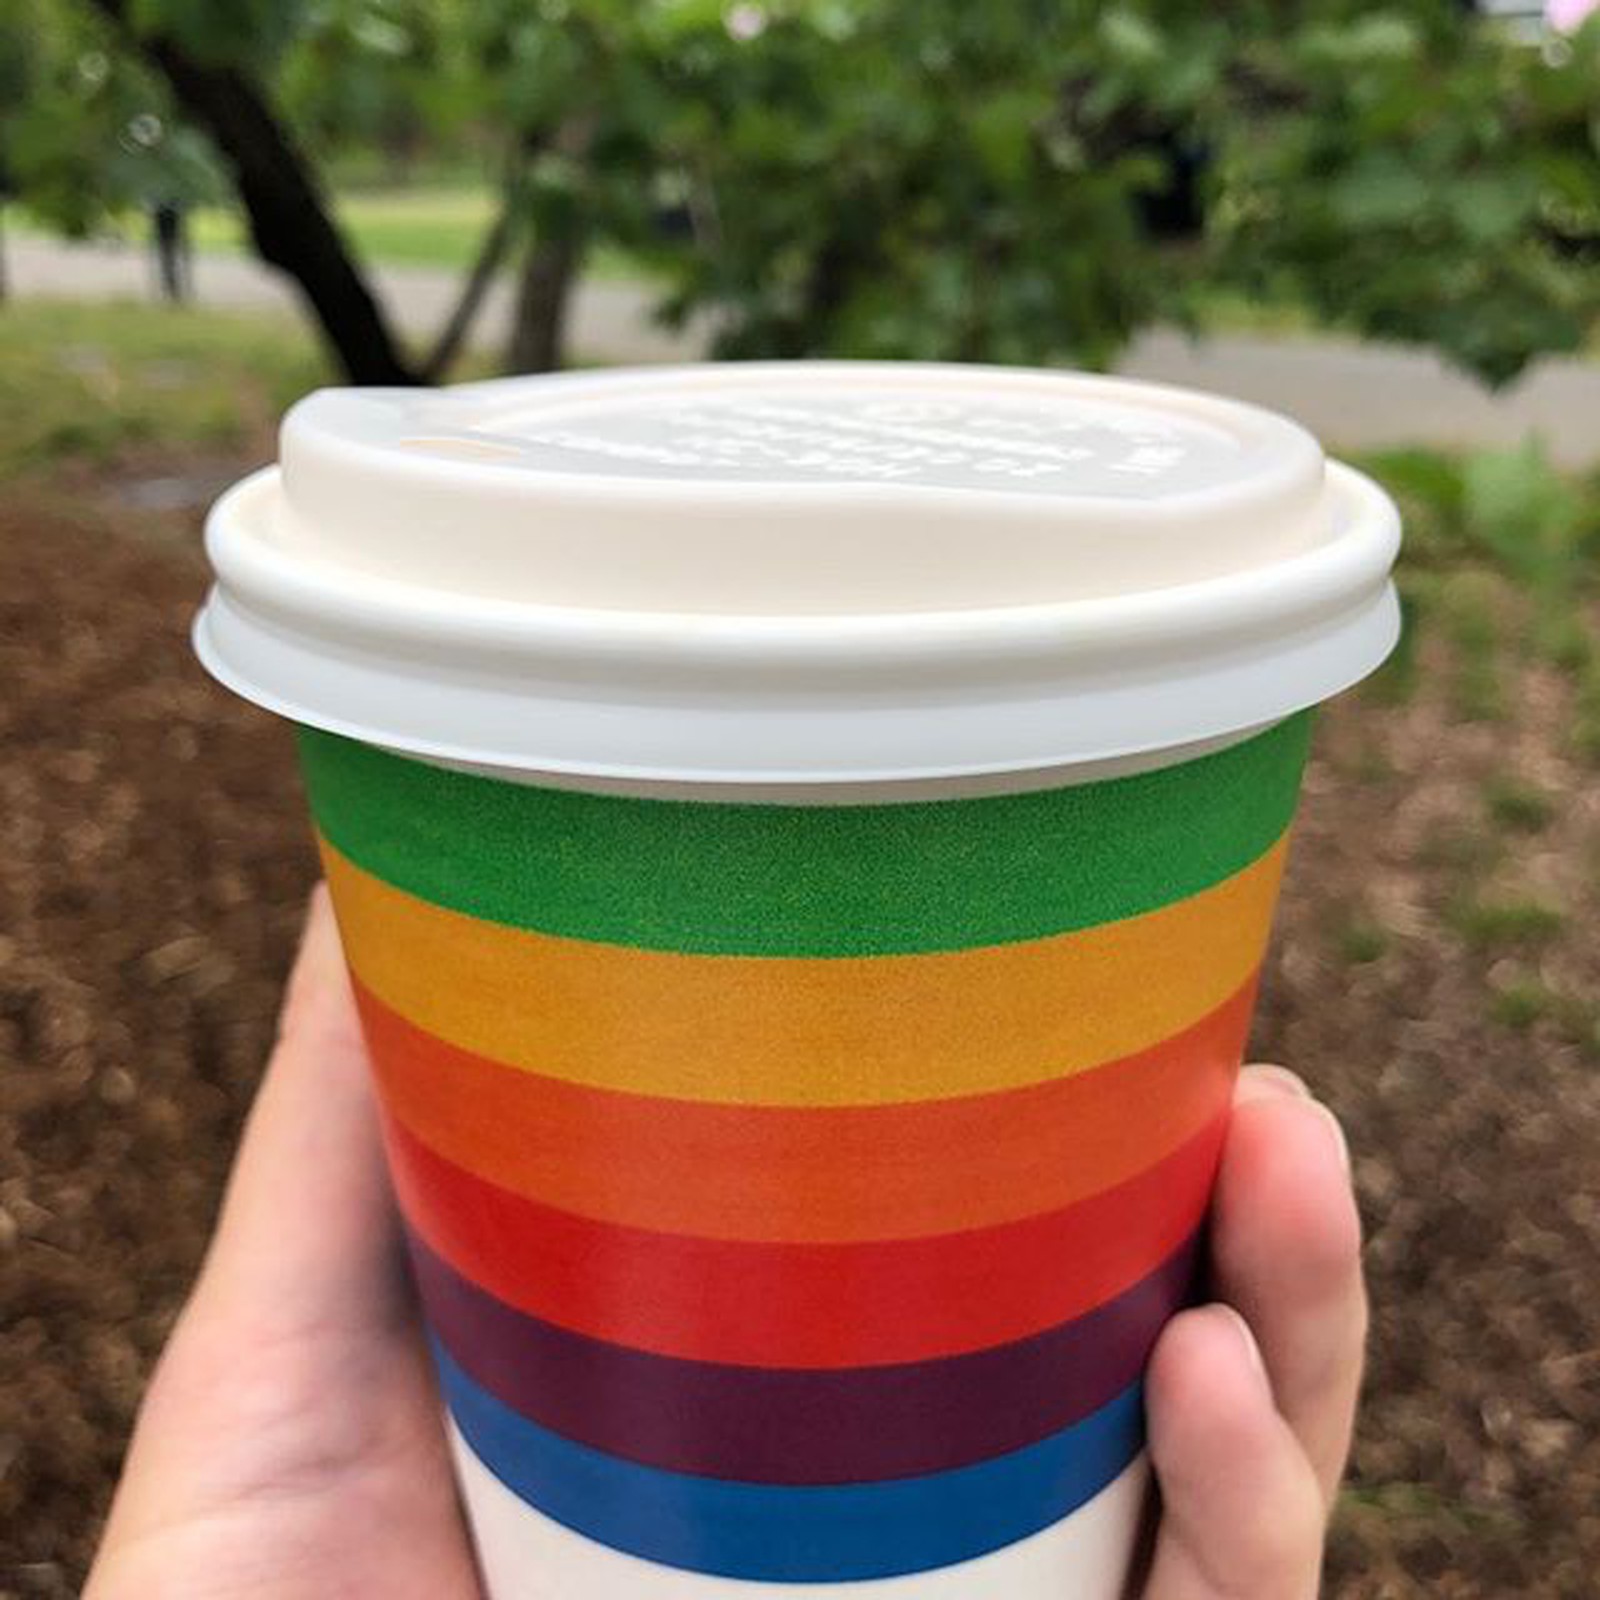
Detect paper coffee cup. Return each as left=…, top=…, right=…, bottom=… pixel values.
left=195, top=363, right=1400, bottom=1598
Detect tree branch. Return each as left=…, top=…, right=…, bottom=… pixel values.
left=88, top=0, right=419, bottom=385
left=1219, top=57, right=1312, bottom=117
left=1540, top=222, right=1600, bottom=265
left=504, top=114, right=599, bottom=375
left=419, top=187, right=520, bottom=381
left=507, top=225, right=585, bottom=374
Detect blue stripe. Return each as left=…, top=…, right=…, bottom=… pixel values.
left=433, top=1340, right=1145, bottom=1582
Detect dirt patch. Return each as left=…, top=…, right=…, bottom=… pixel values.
left=0, top=496, right=316, bottom=1596
left=1270, top=675, right=1600, bottom=1597
left=0, top=487, right=1596, bottom=1597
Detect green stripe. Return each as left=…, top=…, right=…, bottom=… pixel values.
left=297, top=716, right=1310, bottom=957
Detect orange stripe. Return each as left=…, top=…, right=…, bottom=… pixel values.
left=388, top=1111, right=1227, bottom=1367
left=359, top=975, right=1254, bottom=1243
left=324, top=834, right=1286, bottom=1106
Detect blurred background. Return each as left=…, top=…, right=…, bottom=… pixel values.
left=1, top=2, right=1597, bottom=1596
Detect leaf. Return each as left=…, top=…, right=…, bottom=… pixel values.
left=1099, top=7, right=1164, bottom=67
left=351, top=15, right=413, bottom=58
left=1324, top=155, right=1433, bottom=230
left=1301, top=14, right=1423, bottom=68
left=967, top=88, right=1044, bottom=185
left=1442, top=171, right=1538, bottom=246
left=129, top=0, right=306, bottom=68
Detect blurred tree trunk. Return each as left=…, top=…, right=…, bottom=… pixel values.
left=420, top=158, right=525, bottom=381
left=506, top=228, right=584, bottom=374
left=90, top=0, right=418, bottom=384
left=504, top=116, right=595, bottom=375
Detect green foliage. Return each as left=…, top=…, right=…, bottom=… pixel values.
left=631, top=0, right=1600, bottom=376
left=6, top=0, right=1600, bottom=382
left=127, top=0, right=307, bottom=68
left=632, top=0, right=1195, bottom=364
left=1461, top=444, right=1583, bottom=576
left=277, top=0, right=477, bottom=162
left=1360, top=445, right=1600, bottom=764
left=1214, top=6, right=1600, bottom=385
left=1461, top=442, right=1599, bottom=663
left=0, top=0, right=222, bottom=229
left=1359, top=449, right=1469, bottom=565
left=1362, top=443, right=1600, bottom=581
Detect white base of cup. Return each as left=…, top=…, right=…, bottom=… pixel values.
left=448, top=1421, right=1150, bottom=1599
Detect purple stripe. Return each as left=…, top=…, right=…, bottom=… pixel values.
left=408, top=1227, right=1198, bottom=1485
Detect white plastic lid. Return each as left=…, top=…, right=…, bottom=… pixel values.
left=195, top=362, right=1401, bottom=784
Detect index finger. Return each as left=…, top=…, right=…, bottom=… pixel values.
left=189, top=884, right=406, bottom=1337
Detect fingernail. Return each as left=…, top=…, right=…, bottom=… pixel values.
left=1214, top=1304, right=1268, bottom=1385
left=1313, top=1101, right=1352, bottom=1176
left=1237, top=1063, right=1312, bottom=1101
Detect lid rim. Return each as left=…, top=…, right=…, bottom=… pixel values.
left=193, top=580, right=1400, bottom=785
left=207, top=462, right=1396, bottom=672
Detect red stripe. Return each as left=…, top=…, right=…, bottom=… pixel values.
left=385, top=1111, right=1228, bottom=1369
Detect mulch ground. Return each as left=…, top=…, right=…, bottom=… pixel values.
left=0, top=474, right=1596, bottom=1598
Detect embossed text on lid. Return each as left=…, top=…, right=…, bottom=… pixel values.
left=426, top=387, right=1246, bottom=497
left=271, top=362, right=1328, bottom=613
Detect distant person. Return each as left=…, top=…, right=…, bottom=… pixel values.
left=150, top=201, right=192, bottom=304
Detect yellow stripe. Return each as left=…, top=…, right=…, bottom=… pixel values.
left=322, top=835, right=1287, bottom=1108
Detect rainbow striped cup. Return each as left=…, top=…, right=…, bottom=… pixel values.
left=196, top=364, right=1401, bottom=1597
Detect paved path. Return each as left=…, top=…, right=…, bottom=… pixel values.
left=9, top=235, right=699, bottom=365
left=13, top=236, right=1600, bottom=465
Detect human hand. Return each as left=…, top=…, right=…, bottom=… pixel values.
left=84, top=887, right=479, bottom=1600
left=86, top=889, right=1364, bottom=1600
left=1142, top=1063, right=1366, bottom=1599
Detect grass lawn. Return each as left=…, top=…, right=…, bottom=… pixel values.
left=161, top=187, right=639, bottom=280
left=187, top=185, right=501, bottom=271
left=18, top=185, right=643, bottom=279
left=0, top=301, right=329, bottom=480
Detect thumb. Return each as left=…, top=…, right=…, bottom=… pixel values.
left=1141, top=1304, right=1326, bottom=1599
